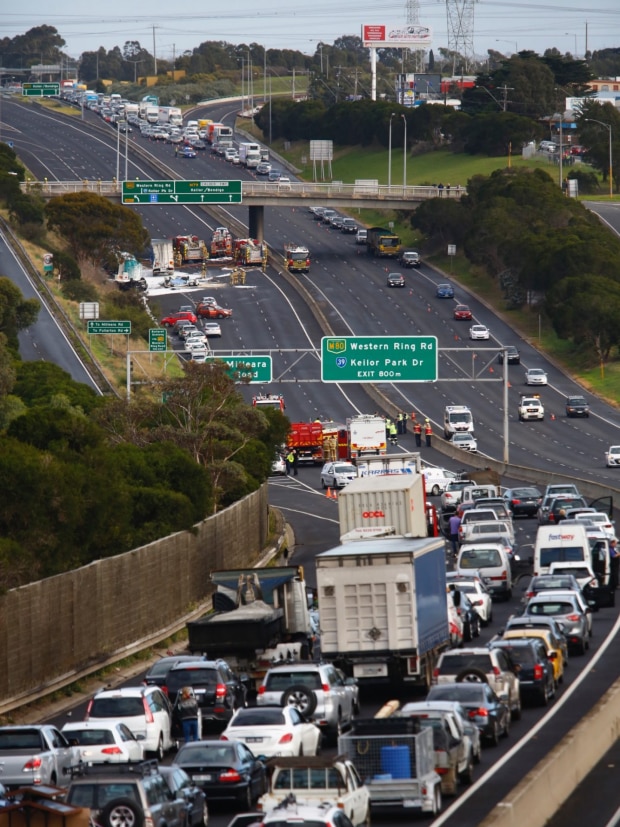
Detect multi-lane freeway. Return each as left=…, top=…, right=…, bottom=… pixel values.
left=3, top=95, right=620, bottom=827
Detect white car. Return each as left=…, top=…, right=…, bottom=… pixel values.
left=446, top=574, right=494, bottom=625
left=84, top=686, right=174, bottom=759
left=61, top=721, right=143, bottom=764
left=469, top=324, right=490, bottom=340
left=575, top=511, right=616, bottom=539
left=221, top=705, right=322, bottom=757
left=525, top=367, right=548, bottom=385
left=451, top=432, right=478, bottom=452
left=605, top=445, right=620, bottom=467
left=191, top=348, right=208, bottom=363
left=203, top=322, right=222, bottom=337
left=320, top=462, right=357, bottom=489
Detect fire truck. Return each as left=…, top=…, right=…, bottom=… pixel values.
left=172, top=235, right=208, bottom=264
left=210, top=227, right=233, bottom=258
left=347, top=414, right=387, bottom=459
left=252, top=394, right=286, bottom=412
left=233, top=238, right=268, bottom=268
left=286, top=421, right=349, bottom=465
left=284, top=244, right=310, bottom=273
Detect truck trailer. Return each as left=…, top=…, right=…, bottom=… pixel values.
left=316, top=537, right=450, bottom=686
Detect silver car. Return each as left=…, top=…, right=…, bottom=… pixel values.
left=257, top=662, right=359, bottom=742
left=320, top=462, right=357, bottom=489
left=523, top=589, right=593, bottom=655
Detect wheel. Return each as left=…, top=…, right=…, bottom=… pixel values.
left=433, top=787, right=443, bottom=815
left=148, top=734, right=164, bottom=761
left=281, top=685, right=318, bottom=716
left=504, top=589, right=512, bottom=602
left=473, top=616, right=481, bottom=638
left=459, top=752, right=474, bottom=785
left=432, top=484, right=441, bottom=496
left=502, top=713, right=511, bottom=738
left=456, top=668, right=488, bottom=684
left=487, top=721, right=499, bottom=747
left=512, top=695, right=522, bottom=721
left=100, top=799, right=144, bottom=827
left=328, top=713, right=343, bottom=746
left=539, top=686, right=549, bottom=707
left=321, top=478, right=326, bottom=489
left=201, top=803, right=209, bottom=827
left=238, top=783, right=253, bottom=809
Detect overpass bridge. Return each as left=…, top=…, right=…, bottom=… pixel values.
left=20, top=178, right=464, bottom=239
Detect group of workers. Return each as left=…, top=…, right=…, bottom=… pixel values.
left=385, top=413, right=433, bottom=448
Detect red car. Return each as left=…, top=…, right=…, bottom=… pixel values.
left=196, top=303, right=233, bottom=319
left=454, top=304, right=473, bottom=320
left=161, top=310, right=197, bottom=326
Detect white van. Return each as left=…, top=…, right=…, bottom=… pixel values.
left=456, top=543, right=513, bottom=600
left=533, top=524, right=590, bottom=576
left=461, top=484, right=499, bottom=502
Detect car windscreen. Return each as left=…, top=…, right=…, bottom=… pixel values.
left=427, top=685, right=485, bottom=702
left=89, top=697, right=144, bottom=718
left=460, top=549, right=503, bottom=568
left=540, top=547, right=586, bottom=566
left=264, top=671, right=322, bottom=691
left=231, top=709, right=285, bottom=726
left=0, top=729, right=44, bottom=749
left=166, top=668, right=219, bottom=693
left=438, top=654, right=492, bottom=674
left=66, top=728, right=116, bottom=745
left=177, top=744, right=236, bottom=765
left=528, top=602, right=575, bottom=616
left=67, top=783, right=140, bottom=809
left=334, top=465, right=356, bottom=474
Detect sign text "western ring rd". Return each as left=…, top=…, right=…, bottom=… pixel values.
left=321, top=336, right=438, bottom=382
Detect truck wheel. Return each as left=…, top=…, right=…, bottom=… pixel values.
left=433, top=787, right=442, bottom=814
left=100, top=799, right=144, bottom=827
left=456, top=668, right=488, bottom=684
left=281, top=685, right=318, bottom=716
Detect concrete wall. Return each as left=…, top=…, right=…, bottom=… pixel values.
left=479, top=677, right=620, bottom=827
left=0, top=485, right=269, bottom=713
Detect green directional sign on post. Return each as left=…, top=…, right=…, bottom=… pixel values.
left=207, top=356, right=272, bottom=384
left=122, top=179, right=242, bottom=205
left=22, top=83, right=60, bottom=97
left=149, top=329, right=167, bottom=352
left=87, top=320, right=131, bottom=335
left=321, top=335, right=438, bottom=382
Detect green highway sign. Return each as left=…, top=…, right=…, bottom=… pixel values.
left=321, top=335, right=438, bottom=382
left=207, top=356, right=272, bottom=384
left=87, top=320, right=132, bottom=335
left=122, top=179, right=242, bottom=205
left=149, top=328, right=167, bottom=352
left=22, top=83, right=60, bottom=97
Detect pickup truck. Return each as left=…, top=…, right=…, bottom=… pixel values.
left=0, top=725, right=78, bottom=788
left=518, top=394, right=544, bottom=421
left=258, top=755, right=371, bottom=827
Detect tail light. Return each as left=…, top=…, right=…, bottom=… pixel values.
left=492, top=666, right=501, bottom=677
left=533, top=664, right=544, bottom=680
left=257, top=686, right=266, bottom=695
left=279, top=733, right=294, bottom=744
left=161, top=686, right=169, bottom=697
left=468, top=708, right=488, bottom=718
left=220, top=735, right=228, bottom=741
left=22, top=757, right=43, bottom=772
left=322, top=684, right=330, bottom=692
left=566, top=614, right=580, bottom=622
left=219, top=769, right=241, bottom=783
left=215, top=683, right=227, bottom=698
left=101, top=747, right=123, bottom=755
left=525, top=591, right=534, bottom=599
left=143, top=697, right=154, bottom=724
left=512, top=499, right=521, bottom=506
left=432, top=667, right=440, bottom=679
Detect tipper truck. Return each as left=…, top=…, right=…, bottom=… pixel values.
left=366, top=227, right=401, bottom=257
left=186, top=566, right=313, bottom=692
left=338, top=719, right=442, bottom=815
left=316, top=536, right=450, bottom=686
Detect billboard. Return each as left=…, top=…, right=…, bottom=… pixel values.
left=362, top=24, right=432, bottom=48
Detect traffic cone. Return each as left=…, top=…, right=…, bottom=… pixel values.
left=551, top=413, right=556, bottom=420
left=326, top=487, right=332, bottom=499
left=489, top=366, right=494, bottom=373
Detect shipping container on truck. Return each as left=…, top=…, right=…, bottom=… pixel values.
left=337, top=474, right=428, bottom=541
left=316, top=537, right=450, bottom=686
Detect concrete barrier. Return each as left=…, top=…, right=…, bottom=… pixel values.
left=479, top=676, right=620, bottom=827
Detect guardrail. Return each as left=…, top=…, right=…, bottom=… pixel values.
left=20, top=179, right=464, bottom=202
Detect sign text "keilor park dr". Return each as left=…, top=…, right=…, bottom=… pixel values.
left=321, top=336, right=437, bottom=382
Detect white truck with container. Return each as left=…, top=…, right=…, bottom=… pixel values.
left=338, top=718, right=442, bottom=815
left=238, top=142, right=262, bottom=168
left=316, top=535, right=451, bottom=687
left=347, top=414, right=387, bottom=460
left=145, top=104, right=160, bottom=124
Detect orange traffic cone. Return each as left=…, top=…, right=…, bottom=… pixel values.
left=325, top=487, right=332, bottom=498
left=551, top=413, right=556, bottom=420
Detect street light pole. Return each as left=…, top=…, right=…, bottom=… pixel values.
left=585, top=118, right=613, bottom=198
left=388, top=112, right=395, bottom=189
left=401, top=113, right=407, bottom=189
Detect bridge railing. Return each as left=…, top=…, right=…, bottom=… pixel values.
left=20, top=179, right=465, bottom=201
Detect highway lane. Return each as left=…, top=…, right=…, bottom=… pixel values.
left=5, top=100, right=620, bottom=824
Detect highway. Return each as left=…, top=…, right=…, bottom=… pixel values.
left=3, top=96, right=620, bottom=826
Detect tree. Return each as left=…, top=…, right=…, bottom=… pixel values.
left=0, top=277, right=39, bottom=349
left=45, top=193, right=149, bottom=265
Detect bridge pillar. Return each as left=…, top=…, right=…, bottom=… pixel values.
left=248, top=205, right=264, bottom=241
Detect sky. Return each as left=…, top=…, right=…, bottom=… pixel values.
left=2, top=2, right=620, bottom=66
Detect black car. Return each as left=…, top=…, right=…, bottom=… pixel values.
left=165, top=660, right=247, bottom=731
left=172, top=739, right=267, bottom=808
left=497, top=345, right=520, bottom=364
left=503, top=487, right=542, bottom=518
left=387, top=272, right=406, bottom=287
left=144, top=655, right=205, bottom=688
left=565, top=395, right=590, bottom=417
left=158, top=765, right=209, bottom=827
left=425, top=683, right=510, bottom=746
left=489, top=639, right=555, bottom=706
